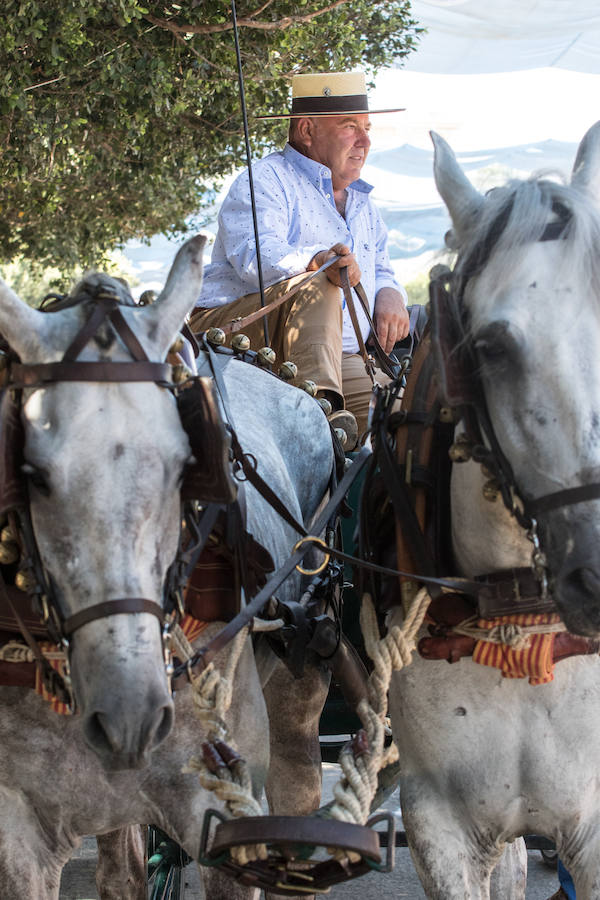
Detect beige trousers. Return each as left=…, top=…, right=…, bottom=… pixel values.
left=189, top=271, right=393, bottom=438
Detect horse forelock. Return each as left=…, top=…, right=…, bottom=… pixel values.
left=454, top=173, right=600, bottom=338
left=42, top=272, right=136, bottom=313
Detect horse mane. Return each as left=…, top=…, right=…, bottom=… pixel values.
left=452, top=171, right=600, bottom=337
left=41, top=272, right=136, bottom=312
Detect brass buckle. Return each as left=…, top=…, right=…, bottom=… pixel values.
left=291, top=536, right=330, bottom=575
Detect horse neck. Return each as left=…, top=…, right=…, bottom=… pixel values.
left=450, top=459, right=532, bottom=578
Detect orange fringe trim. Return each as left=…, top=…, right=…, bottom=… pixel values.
left=180, top=613, right=211, bottom=644
left=473, top=612, right=562, bottom=685
left=34, top=642, right=72, bottom=715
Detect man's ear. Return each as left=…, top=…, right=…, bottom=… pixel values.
left=295, top=116, right=314, bottom=149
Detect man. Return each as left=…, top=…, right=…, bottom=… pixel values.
left=190, top=71, right=409, bottom=449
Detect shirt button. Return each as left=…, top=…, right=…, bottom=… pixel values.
left=325, top=193, right=330, bottom=199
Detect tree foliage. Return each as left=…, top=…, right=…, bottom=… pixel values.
left=0, top=0, right=421, bottom=271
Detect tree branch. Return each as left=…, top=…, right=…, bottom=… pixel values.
left=144, top=0, right=351, bottom=35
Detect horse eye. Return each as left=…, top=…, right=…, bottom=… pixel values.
left=21, top=463, right=51, bottom=496
left=473, top=321, right=522, bottom=372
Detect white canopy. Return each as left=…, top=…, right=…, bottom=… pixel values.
left=407, top=0, right=600, bottom=74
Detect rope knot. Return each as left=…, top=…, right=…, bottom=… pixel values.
left=488, top=623, right=531, bottom=649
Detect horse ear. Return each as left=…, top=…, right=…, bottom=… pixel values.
left=571, top=120, right=600, bottom=203
left=137, top=235, right=207, bottom=358
left=431, top=130, right=484, bottom=245
left=0, top=279, right=70, bottom=361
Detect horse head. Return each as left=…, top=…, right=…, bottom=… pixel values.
left=0, top=235, right=205, bottom=768
left=432, top=123, right=600, bottom=637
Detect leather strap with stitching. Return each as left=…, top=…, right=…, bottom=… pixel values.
left=212, top=257, right=339, bottom=336
left=11, top=361, right=173, bottom=387
left=340, top=269, right=401, bottom=381
left=62, top=597, right=165, bottom=637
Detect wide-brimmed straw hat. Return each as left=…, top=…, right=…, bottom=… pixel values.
left=256, top=71, right=404, bottom=120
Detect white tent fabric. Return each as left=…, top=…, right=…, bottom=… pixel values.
left=407, top=0, right=600, bottom=74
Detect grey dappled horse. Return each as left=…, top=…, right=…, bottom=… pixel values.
left=387, top=123, right=600, bottom=899
left=0, top=236, right=333, bottom=898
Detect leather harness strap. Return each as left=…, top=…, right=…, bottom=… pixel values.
left=339, top=268, right=401, bottom=381
left=214, top=256, right=338, bottom=336
left=172, top=443, right=374, bottom=677
left=339, top=268, right=376, bottom=383
left=11, top=361, right=173, bottom=387
left=62, top=598, right=165, bottom=637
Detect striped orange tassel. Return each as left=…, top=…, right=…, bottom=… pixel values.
left=473, top=613, right=562, bottom=685
left=34, top=643, right=72, bottom=715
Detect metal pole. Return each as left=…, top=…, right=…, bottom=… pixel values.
left=230, top=0, right=270, bottom=347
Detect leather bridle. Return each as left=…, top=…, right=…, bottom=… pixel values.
left=4, top=287, right=180, bottom=683
left=431, top=198, right=600, bottom=533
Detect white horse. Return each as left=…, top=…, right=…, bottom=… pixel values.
left=0, top=235, right=334, bottom=898
left=385, top=121, right=600, bottom=899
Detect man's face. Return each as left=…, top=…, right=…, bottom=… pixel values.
left=304, top=114, right=371, bottom=190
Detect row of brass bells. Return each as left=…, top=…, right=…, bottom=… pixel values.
left=205, top=327, right=298, bottom=381
left=206, top=327, right=226, bottom=347
left=279, top=361, right=297, bottom=382
left=448, top=433, right=473, bottom=463
left=0, top=520, right=19, bottom=566
left=299, top=379, right=317, bottom=397
left=317, top=397, right=333, bottom=416
left=231, top=333, right=251, bottom=353
left=168, top=331, right=195, bottom=384
left=172, top=364, right=194, bottom=384
left=257, top=347, right=276, bottom=367
left=482, top=480, right=501, bottom=502
left=15, top=568, right=35, bottom=593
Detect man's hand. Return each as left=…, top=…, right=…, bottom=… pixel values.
left=373, top=287, right=410, bottom=353
left=307, top=243, right=361, bottom=288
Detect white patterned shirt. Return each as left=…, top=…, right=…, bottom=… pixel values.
left=197, top=143, right=405, bottom=353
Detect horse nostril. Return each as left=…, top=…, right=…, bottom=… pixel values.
left=149, top=703, right=174, bottom=748
left=84, top=711, right=119, bottom=755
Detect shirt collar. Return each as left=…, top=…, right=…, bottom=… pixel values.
left=283, top=142, right=373, bottom=195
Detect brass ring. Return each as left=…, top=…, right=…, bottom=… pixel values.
left=292, top=535, right=330, bottom=575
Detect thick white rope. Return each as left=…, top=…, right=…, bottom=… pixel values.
left=327, top=588, right=431, bottom=858
left=173, top=622, right=267, bottom=864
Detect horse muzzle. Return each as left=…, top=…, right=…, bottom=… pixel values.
left=82, top=693, right=175, bottom=772
left=68, top=615, right=175, bottom=770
